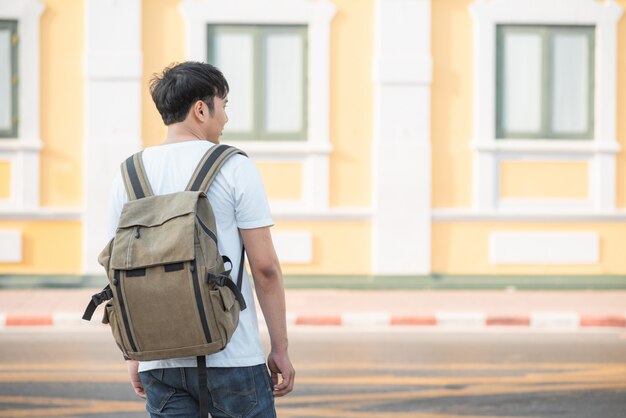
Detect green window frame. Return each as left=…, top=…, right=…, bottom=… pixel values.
left=0, top=20, right=18, bottom=138
left=207, top=24, right=308, bottom=141
left=496, top=25, right=595, bottom=140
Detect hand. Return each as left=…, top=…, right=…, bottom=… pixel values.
left=267, top=350, right=295, bottom=397
left=126, top=360, right=146, bottom=399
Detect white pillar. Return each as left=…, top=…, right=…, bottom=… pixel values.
left=83, top=0, right=143, bottom=274
left=372, top=0, right=432, bottom=275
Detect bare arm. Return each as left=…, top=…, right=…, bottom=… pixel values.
left=240, top=227, right=295, bottom=397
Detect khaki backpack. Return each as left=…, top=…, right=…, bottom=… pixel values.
left=83, top=144, right=247, bottom=373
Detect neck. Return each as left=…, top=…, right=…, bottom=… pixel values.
left=162, top=123, right=217, bottom=145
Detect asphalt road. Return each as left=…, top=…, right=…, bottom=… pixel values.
left=0, top=327, right=625, bottom=417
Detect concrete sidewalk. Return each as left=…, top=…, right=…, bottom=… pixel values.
left=0, top=288, right=624, bottom=330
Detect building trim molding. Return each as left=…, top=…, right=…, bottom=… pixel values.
left=433, top=208, right=626, bottom=222
left=489, top=231, right=599, bottom=265
left=0, top=229, right=21, bottom=262
left=272, top=231, right=313, bottom=264
left=0, top=208, right=82, bottom=221
left=272, top=207, right=373, bottom=221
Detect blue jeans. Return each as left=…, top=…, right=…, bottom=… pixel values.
left=139, top=364, right=276, bottom=418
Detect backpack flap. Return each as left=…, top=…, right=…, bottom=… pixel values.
left=110, top=191, right=203, bottom=270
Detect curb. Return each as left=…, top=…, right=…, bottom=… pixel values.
left=1, top=312, right=625, bottom=330
left=290, top=312, right=626, bottom=329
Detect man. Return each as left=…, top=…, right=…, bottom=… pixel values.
left=106, top=61, right=295, bottom=417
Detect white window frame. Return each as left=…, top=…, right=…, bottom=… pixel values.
left=469, top=0, right=623, bottom=213
left=495, top=25, right=596, bottom=140
left=0, top=0, right=44, bottom=212
left=0, top=20, right=18, bottom=139
left=180, top=0, right=336, bottom=211
left=207, top=24, right=309, bottom=141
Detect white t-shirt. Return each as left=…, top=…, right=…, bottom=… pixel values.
left=106, top=140, right=272, bottom=371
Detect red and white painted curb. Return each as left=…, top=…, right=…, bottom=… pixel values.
left=1, top=311, right=625, bottom=330
left=287, top=311, right=626, bottom=329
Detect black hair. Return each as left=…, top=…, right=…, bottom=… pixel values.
left=149, top=61, right=229, bottom=125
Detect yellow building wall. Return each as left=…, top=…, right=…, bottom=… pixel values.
left=499, top=161, right=588, bottom=199
left=257, top=162, right=302, bottom=201
left=431, top=0, right=474, bottom=209
left=0, top=222, right=82, bottom=274
left=141, top=0, right=185, bottom=148
left=275, top=221, right=371, bottom=275
left=433, top=222, right=626, bottom=275
left=40, top=0, right=84, bottom=207
left=0, top=161, right=10, bottom=200
left=328, top=0, right=373, bottom=208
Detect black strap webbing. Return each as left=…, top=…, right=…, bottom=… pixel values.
left=224, top=274, right=247, bottom=311
left=121, top=152, right=154, bottom=201
left=125, top=157, right=145, bottom=199
left=226, top=247, right=247, bottom=310
left=82, top=285, right=113, bottom=321
left=197, top=355, right=208, bottom=418
left=188, top=145, right=231, bottom=191
left=237, top=247, right=245, bottom=293
left=186, top=144, right=247, bottom=193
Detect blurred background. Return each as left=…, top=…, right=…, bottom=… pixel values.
left=2, top=0, right=626, bottom=285
left=0, top=0, right=625, bottom=417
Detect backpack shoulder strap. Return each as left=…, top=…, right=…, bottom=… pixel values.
left=186, top=144, right=247, bottom=192
left=188, top=144, right=249, bottom=311
left=120, top=151, right=154, bottom=200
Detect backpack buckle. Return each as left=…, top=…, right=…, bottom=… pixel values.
left=91, top=287, right=113, bottom=307
left=206, top=272, right=226, bottom=287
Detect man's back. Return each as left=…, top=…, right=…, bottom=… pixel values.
left=107, top=140, right=273, bottom=370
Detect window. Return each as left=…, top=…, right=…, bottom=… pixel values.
left=496, top=25, right=595, bottom=140
left=0, top=20, right=17, bottom=138
left=207, top=25, right=308, bottom=141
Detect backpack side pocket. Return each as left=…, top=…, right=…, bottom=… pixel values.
left=209, top=286, right=240, bottom=349
left=102, top=302, right=128, bottom=358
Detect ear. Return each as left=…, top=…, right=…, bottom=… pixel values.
left=191, top=100, right=206, bottom=122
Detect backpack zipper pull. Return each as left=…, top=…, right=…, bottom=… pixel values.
left=134, top=227, right=141, bottom=239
